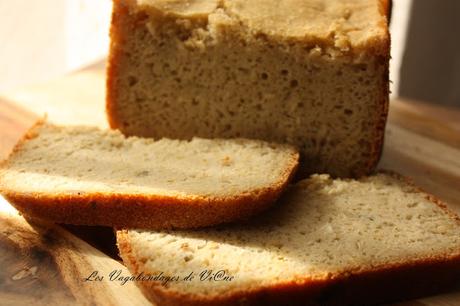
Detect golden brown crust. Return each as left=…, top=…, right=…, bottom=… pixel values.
left=2, top=168, right=299, bottom=231
left=380, top=0, right=392, bottom=21
left=1, top=173, right=296, bottom=230
left=359, top=0, right=391, bottom=178
left=117, top=171, right=460, bottom=305
left=106, top=0, right=126, bottom=130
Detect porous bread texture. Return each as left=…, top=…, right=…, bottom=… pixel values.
left=117, top=173, right=460, bottom=305
left=0, top=121, right=298, bottom=229
left=107, top=0, right=390, bottom=177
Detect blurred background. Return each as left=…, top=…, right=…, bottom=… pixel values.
left=0, top=0, right=459, bottom=107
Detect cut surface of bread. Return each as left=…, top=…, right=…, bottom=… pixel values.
left=117, top=173, right=460, bottom=306
left=0, top=121, right=298, bottom=229
left=107, top=0, right=390, bottom=177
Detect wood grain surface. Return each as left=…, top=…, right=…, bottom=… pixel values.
left=0, top=61, right=459, bottom=306
left=0, top=207, right=151, bottom=306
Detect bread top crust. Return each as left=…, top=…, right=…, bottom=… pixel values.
left=123, top=0, right=389, bottom=55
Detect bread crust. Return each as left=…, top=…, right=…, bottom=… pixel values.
left=106, top=0, right=128, bottom=130
left=1, top=186, right=292, bottom=230
left=0, top=120, right=299, bottom=230
left=360, top=0, right=391, bottom=178
left=116, top=171, right=460, bottom=306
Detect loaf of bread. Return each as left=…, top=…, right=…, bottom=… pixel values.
left=117, top=173, right=460, bottom=306
left=0, top=120, right=298, bottom=229
left=107, top=0, right=390, bottom=177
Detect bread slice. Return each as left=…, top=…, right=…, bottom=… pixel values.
left=107, top=0, right=390, bottom=178
left=117, top=173, right=460, bottom=306
left=0, top=120, right=298, bottom=229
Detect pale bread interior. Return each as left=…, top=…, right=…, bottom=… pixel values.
left=0, top=122, right=298, bottom=198
left=119, top=174, right=460, bottom=296
left=109, top=0, right=389, bottom=177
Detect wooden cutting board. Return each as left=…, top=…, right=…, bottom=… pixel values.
left=0, top=60, right=459, bottom=306
left=0, top=208, right=151, bottom=306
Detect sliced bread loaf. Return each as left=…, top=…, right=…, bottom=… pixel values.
left=0, top=120, right=298, bottom=229
left=107, top=0, right=390, bottom=178
left=117, top=173, right=460, bottom=306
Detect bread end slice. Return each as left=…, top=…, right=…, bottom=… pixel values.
left=0, top=120, right=298, bottom=229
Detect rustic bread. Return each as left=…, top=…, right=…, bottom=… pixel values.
left=117, top=173, right=460, bottom=306
left=107, top=0, right=390, bottom=178
left=0, top=120, right=298, bottom=229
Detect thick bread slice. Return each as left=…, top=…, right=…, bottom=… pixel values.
left=0, top=120, right=298, bottom=229
left=117, top=173, right=460, bottom=306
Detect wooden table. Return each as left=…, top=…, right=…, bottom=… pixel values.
left=0, top=61, right=459, bottom=305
